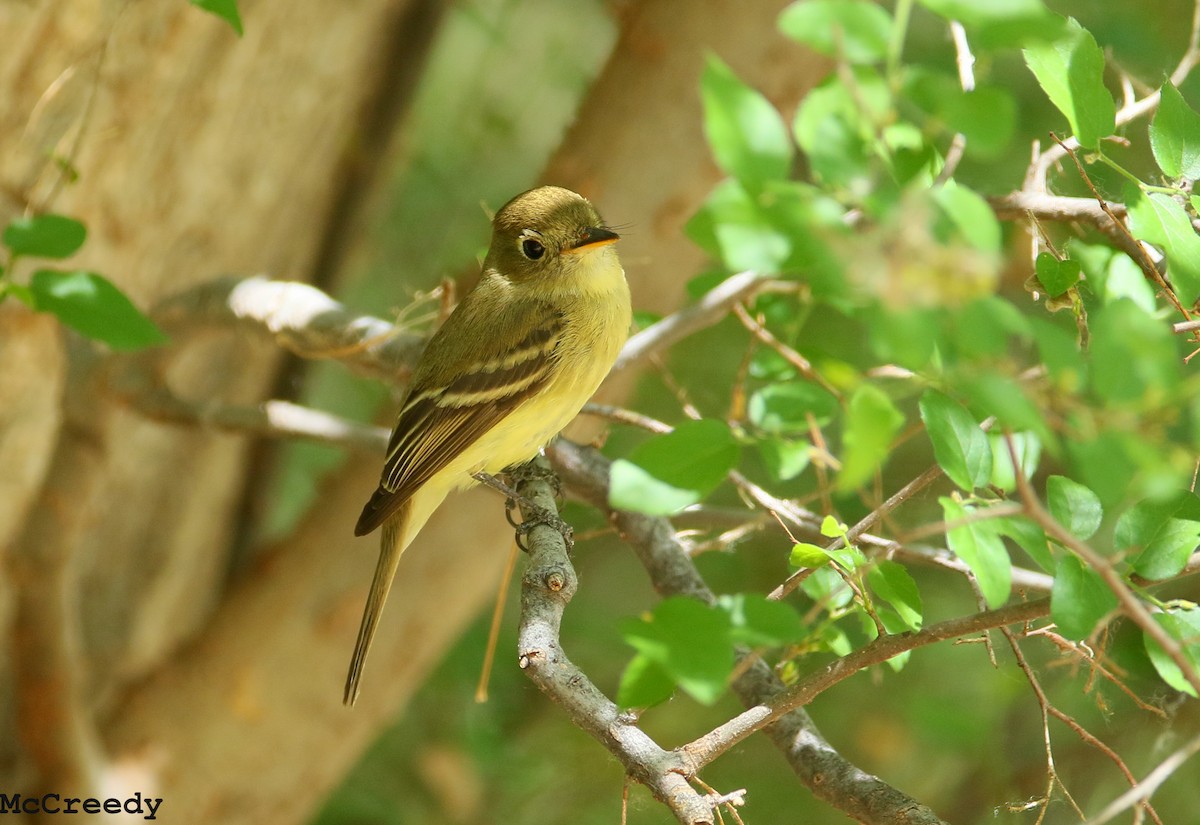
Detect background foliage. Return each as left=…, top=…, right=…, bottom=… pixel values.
left=5, top=0, right=1200, bottom=823
left=310, top=0, right=1200, bottom=821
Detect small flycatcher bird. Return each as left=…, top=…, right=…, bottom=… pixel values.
left=345, top=186, right=631, bottom=705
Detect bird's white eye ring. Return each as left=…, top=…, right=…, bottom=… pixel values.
left=521, top=238, right=545, bottom=260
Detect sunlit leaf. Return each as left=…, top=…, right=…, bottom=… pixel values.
left=620, top=597, right=734, bottom=705
left=757, top=437, right=811, bottom=482
left=1089, top=297, right=1181, bottom=402
left=720, top=594, right=807, bottom=646
left=617, top=653, right=676, bottom=709
left=778, top=0, right=893, bottom=64
left=1150, top=83, right=1200, bottom=179
left=932, top=181, right=1002, bottom=253
left=701, top=55, right=792, bottom=190
left=1034, top=252, right=1081, bottom=297
left=988, top=431, right=1042, bottom=492
left=1125, top=187, right=1200, bottom=302
left=609, top=420, right=739, bottom=516
left=918, top=0, right=1065, bottom=48
left=1023, top=18, right=1114, bottom=149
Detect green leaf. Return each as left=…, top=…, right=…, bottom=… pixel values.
left=608, top=462, right=698, bottom=515
left=1125, top=187, right=1200, bottom=302
left=1034, top=252, right=1081, bottom=297
left=748, top=382, right=839, bottom=434
left=931, top=181, right=1002, bottom=253
left=838, top=384, right=904, bottom=492
left=1150, top=83, right=1200, bottom=179
left=189, top=0, right=243, bottom=36
left=778, top=0, right=892, bottom=64
left=942, top=497, right=1012, bottom=608
left=868, top=561, right=923, bottom=631
left=720, top=594, right=807, bottom=646
left=919, top=390, right=992, bottom=491
left=1089, top=297, right=1181, bottom=403
left=988, top=431, right=1042, bottom=493
left=790, top=542, right=834, bottom=568
left=617, top=653, right=677, bottom=709
left=757, top=437, right=811, bottom=482
left=3, top=214, right=86, bottom=259
left=1102, top=253, right=1157, bottom=312
left=1, top=281, right=35, bottom=307
left=1051, top=555, right=1118, bottom=640
left=1023, top=18, right=1115, bottom=150
left=994, top=515, right=1054, bottom=572
left=1115, top=492, right=1200, bottom=580
left=961, top=373, right=1052, bottom=446
left=686, top=179, right=791, bottom=273
left=801, top=565, right=854, bottom=610
left=620, top=597, right=734, bottom=705
left=917, top=0, right=1066, bottom=48
left=948, top=296, right=1030, bottom=361
left=701, top=55, right=793, bottom=190
left=1144, top=607, right=1200, bottom=697
left=609, top=419, right=739, bottom=516
left=870, top=306, right=943, bottom=370
left=29, top=270, right=167, bottom=350
left=903, top=71, right=1016, bottom=158
left=1030, top=317, right=1085, bottom=391
left=1046, top=475, right=1103, bottom=540
left=821, top=515, right=846, bottom=538
left=1067, top=431, right=1141, bottom=508
left=794, top=70, right=890, bottom=189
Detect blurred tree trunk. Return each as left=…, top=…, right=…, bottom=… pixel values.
left=0, top=0, right=446, bottom=798
left=0, top=0, right=827, bottom=820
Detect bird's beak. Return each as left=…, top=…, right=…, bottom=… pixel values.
left=563, top=226, right=620, bottom=254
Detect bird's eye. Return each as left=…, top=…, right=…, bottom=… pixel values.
left=521, top=238, right=545, bottom=260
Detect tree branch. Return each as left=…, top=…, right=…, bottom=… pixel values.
left=613, top=271, right=768, bottom=372
left=547, top=440, right=952, bottom=825
left=510, top=457, right=719, bottom=825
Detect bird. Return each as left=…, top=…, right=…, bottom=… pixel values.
left=345, top=186, right=631, bottom=705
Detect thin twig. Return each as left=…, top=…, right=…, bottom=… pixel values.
left=1005, top=435, right=1200, bottom=697
left=731, top=303, right=842, bottom=399
left=1000, top=625, right=1083, bottom=824
left=1048, top=134, right=1191, bottom=320
left=1084, top=731, right=1200, bottom=825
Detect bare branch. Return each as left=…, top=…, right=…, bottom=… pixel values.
left=613, top=271, right=767, bottom=372
left=152, top=275, right=427, bottom=383
left=510, top=456, right=718, bottom=825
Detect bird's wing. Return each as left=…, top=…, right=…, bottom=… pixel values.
left=354, top=299, right=564, bottom=536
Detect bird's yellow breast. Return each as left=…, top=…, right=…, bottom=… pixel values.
left=441, top=246, right=630, bottom=488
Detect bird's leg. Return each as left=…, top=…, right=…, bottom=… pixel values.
left=473, top=467, right=574, bottom=552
